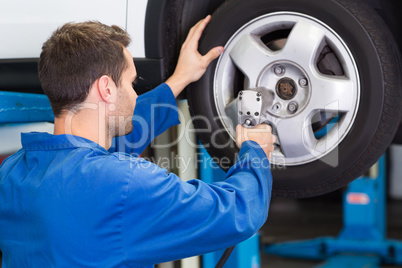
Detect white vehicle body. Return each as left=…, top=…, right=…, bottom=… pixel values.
left=0, top=0, right=148, bottom=59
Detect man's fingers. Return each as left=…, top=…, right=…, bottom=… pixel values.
left=258, top=124, right=272, bottom=132
left=187, top=18, right=204, bottom=39
left=236, top=124, right=243, bottom=148
left=236, top=123, right=275, bottom=160
left=194, top=15, right=211, bottom=39
left=182, top=15, right=211, bottom=50
left=188, top=15, right=211, bottom=46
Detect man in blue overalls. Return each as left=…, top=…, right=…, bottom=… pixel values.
left=0, top=16, right=274, bottom=267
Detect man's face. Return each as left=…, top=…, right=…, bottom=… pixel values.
left=111, top=47, right=138, bottom=137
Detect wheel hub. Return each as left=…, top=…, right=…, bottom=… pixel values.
left=277, top=78, right=297, bottom=100
left=258, top=62, right=311, bottom=118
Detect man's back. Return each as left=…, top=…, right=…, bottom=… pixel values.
left=0, top=133, right=131, bottom=267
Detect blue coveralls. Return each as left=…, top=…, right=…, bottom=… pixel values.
left=0, top=83, right=272, bottom=267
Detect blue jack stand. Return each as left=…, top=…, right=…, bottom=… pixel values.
left=199, top=146, right=261, bottom=268
left=264, top=155, right=402, bottom=267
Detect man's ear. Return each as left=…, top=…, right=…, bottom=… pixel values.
left=97, top=75, right=117, bottom=103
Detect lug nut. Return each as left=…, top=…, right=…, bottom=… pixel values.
left=245, top=119, right=252, bottom=126
left=274, top=65, right=285, bottom=75
left=288, top=101, right=298, bottom=113
left=299, top=78, right=308, bottom=87
left=272, top=103, right=281, bottom=112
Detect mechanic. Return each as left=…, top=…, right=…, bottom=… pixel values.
left=0, top=16, right=274, bottom=267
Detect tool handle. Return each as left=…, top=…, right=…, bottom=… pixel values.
left=215, top=245, right=235, bottom=268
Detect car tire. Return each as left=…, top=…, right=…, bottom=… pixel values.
left=187, top=0, right=402, bottom=198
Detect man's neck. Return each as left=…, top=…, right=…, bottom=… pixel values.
left=53, top=114, right=112, bottom=150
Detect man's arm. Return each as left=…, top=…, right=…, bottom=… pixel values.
left=109, top=16, right=223, bottom=155
left=121, top=140, right=273, bottom=266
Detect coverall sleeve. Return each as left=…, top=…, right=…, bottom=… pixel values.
left=121, top=140, right=272, bottom=267
left=108, top=83, right=180, bottom=155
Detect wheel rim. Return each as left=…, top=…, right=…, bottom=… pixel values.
left=214, top=12, right=360, bottom=166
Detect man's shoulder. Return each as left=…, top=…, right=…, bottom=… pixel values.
left=0, top=149, right=24, bottom=170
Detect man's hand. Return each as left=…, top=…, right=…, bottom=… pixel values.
left=236, top=124, right=275, bottom=161
left=166, top=15, right=224, bottom=97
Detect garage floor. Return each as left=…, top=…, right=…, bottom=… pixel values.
left=259, top=190, right=402, bottom=267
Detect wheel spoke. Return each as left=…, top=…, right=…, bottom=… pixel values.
left=281, top=21, right=326, bottom=68
left=309, top=75, right=356, bottom=113
left=275, top=115, right=317, bottom=159
left=229, top=33, right=274, bottom=88
left=224, top=98, right=239, bottom=128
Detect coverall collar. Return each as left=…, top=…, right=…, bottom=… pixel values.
left=21, top=132, right=108, bottom=153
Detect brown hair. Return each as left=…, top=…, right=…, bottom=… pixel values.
left=38, top=21, right=131, bottom=116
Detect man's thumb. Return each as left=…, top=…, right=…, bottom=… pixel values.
left=204, top=46, right=224, bottom=63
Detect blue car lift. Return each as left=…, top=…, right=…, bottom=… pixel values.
left=264, top=155, right=402, bottom=267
